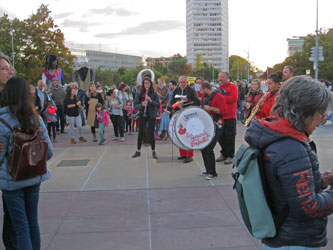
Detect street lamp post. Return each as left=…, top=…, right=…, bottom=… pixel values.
left=211, top=63, right=214, bottom=83
left=9, top=29, right=15, bottom=68
left=314, top=0, right=319, bottom=81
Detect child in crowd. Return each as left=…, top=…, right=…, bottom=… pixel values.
left=158, top=103, right=170, bottom=140
left=132, top=110, right=140, bottom=132
left=124, top=100, right=134, bottom=135
left=44, top=100, right=57, bottom=143
left=155, top=99, right=163, bottom=140
left=95, top=103, right=109, bottom=145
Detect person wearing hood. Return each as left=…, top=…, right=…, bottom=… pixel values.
left=245, top=75, right=333, bottom=249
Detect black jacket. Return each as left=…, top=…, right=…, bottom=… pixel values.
left=245, top=117, right=333, bottom=248
left=134, top=90, right=160, bottom=118
left=170, top=86, right=200, bottom=111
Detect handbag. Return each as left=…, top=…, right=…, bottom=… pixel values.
left=0, top=118, right=48, bottom=181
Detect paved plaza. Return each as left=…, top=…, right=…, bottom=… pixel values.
left=0, top=122, right=332, bottom=250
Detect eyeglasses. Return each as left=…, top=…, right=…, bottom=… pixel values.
left=0, top=67, right=14, bottom=72
left=320, top=111, right=329, bottom=125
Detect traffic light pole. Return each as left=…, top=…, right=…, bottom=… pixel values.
left=315, top=0, right=319, bottom=81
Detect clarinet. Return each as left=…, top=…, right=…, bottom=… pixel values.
left=143, top=88, right=149, bottom=117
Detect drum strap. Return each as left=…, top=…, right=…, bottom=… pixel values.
left=202, top=91, right=222, bottom=122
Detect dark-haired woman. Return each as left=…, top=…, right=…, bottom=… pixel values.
left=246, top=76, right=333, bottom=249
left=255, top=72, right=281, bottom=120
left=64, top=86, right=87, bottom=144
left=132, top=78, right=160, bottom=159
left=0, top=77, right=53, bottom=250
left=84, top=83, right=105, bottom=142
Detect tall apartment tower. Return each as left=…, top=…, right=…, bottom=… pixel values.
left=186, top=0, right=229, bottom=72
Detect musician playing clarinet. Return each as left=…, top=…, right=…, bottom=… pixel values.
left=200, top=82, right=228, bottom=180
left=170, top=76, right=200, bottom=163
left=132, top=78, right=160, bottom=159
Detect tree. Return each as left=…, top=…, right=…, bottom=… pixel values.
left=0, top=14, right=26, bottom=75
left=0, top=5, right=74, bottom=84
left=229, top=55, right=257, bottom=81
left=167, top=58, right=193, bottom=79
left=23, top=4, right=74, bottom=84
left=272, top=28, right=333, bottom=80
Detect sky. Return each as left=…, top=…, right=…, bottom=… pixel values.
left=1, top=0, right=333, bottom=71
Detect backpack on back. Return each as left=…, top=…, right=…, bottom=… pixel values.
left=0, top=118, right=48, bottom=181
left=232, top=144, right=288, bottom=239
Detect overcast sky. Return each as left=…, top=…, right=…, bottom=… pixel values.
left=1, top=0, right=333, bottom=70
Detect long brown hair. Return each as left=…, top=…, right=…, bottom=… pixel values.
left=140, top=78, right=155, bottom=94
left=0, top=77, right=39, bottom=132
left=86, top=82, right=97, bottom=98
left=66, top=87, right=78, bottom=102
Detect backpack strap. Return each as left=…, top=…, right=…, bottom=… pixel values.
left=260, top=136, right=304, bottom=232
left=0, top=118, right=13, bottom=132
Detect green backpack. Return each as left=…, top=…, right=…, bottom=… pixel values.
left=232, top=144, right=288, bottom=239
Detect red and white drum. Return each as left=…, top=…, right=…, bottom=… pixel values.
left=169, top=107, right=215, bottom=150
left=168, top=111, right=188, bottom=150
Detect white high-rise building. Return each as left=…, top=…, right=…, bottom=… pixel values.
left=186, top=0, right=229, bottom=72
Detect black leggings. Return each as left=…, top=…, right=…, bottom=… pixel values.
left=137, top=115, right=156, bottom=150
left=126, top=118, right=132, bottom=132
left=47, top=122, right=56, bottom=139
left=110, top=114, right=124, bottom=137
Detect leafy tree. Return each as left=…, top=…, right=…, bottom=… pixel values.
left=168, top=58, right=193, bottom=79
left=0, top=5, right=74, bottom=84
left=23, top=4, right=74, bottom=84
left=272, top=28, right=333, bottom=80
left=229, top=55, right=257, bottom=81
left=152, top=61, right=167, bottom=76
left=0, top=14, right=26, bottom=75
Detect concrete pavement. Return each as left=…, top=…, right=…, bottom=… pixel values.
left=0, top=121, right=332, bottom=250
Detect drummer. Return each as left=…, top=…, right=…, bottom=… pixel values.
left=200, top=82, right=228, bottom=180
left=170, top=76, right=201, bottom=163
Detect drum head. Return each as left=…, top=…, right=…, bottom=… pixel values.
left=168, top=111, right=189, bottom=150
left=174, top=107, right=215, bottom=150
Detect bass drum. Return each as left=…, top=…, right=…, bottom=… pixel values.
left=168, top=111, right=189, bottom=150
left=174, top=106, right=215, bottom=150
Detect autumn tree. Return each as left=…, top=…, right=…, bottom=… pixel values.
left=272, top=28, right=333, bottom=80
left=0, top=14, right=26, bottom=75
left=0, top=4, right=74, bottom=84
left=167, top=58, right=193, bottom=79
left=229, top=55, right=257, bottom=81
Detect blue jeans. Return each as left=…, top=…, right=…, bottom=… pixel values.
left=99, top=123, right=106, bottom=141
left=263, top=245, right=320, bottom=250
left=79, top=108, right=86, bottom=126
left=2, top=184, right=41, bottom=250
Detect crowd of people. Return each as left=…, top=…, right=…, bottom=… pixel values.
left=1, top=49, right=333, bottom=250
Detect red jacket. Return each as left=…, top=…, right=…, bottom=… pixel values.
left=245, top=91, right=264, bottom=118
left=205, top=92, right=228, bottom=123
left=255, top=91, right=279, bottom=119
left=219, top=82, right=238, bottom=119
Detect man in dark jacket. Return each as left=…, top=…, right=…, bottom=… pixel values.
left=237, top=80, right=248, bottom=120
left=50, top=78, right=66, bottom=134
left=170, top=76, right=200, bottom=163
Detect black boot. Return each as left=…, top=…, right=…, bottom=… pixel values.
left=132, top=151, right=141, bottom=158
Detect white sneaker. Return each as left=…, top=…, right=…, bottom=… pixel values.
left=120, top=137, right=125, bottom=142
left=112, top=137, right=119, bottom=141
left=205, top=174, right=217, bottom=180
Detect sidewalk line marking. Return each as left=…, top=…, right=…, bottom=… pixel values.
left=80, top=146, right=107, bottom=191
left=193, top=156, right=215, bottom=186
left=145, top=149, right=152, bottom=250
left=47, top=147, right=71, bottom=167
